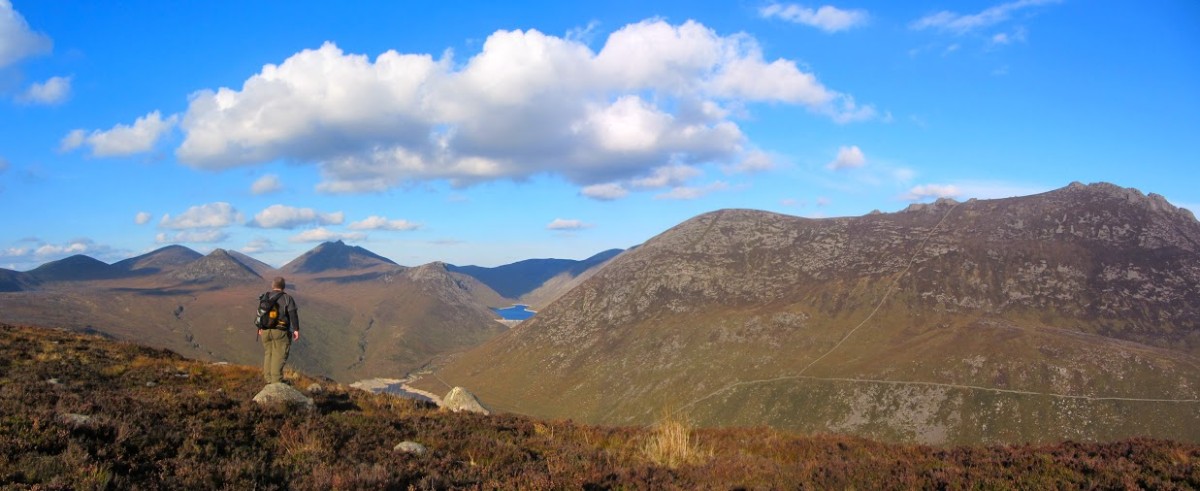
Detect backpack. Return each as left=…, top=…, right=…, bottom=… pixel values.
left=255, top=292, right=286, bottom=330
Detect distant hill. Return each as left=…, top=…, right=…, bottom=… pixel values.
left=0, top=268, right=33, bottom=292
left=169, top=248, right=262, bottom=284
left=421, top=182, right=1200, bottom=445
left=27, top=254, right=117, bottom=282
left=448, top=248, right=623, bottom=301
left=228, top=250, right=277, bottom=278
left=112, top=245, right=203, bottom=275
left=280, top=240, right=398, bottom=274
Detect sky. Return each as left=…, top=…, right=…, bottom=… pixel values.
left=1, top=0, right=1197, bottom=270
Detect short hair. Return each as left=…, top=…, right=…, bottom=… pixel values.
left=272, top=277, right=286, bottom=290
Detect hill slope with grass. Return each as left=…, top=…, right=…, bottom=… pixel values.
left=420, top=182, right=1200, bottom=445
left=2, top=323, right=1196, bottom=489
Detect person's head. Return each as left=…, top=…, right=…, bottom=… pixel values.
left=272, top=277, right=286, bottom=290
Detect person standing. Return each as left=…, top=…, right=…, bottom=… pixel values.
left=259, top=276, right=300, bottom=384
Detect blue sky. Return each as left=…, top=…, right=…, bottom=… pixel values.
left=1, top=0, right=1197, bottom=270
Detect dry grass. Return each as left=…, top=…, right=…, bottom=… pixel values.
left=643, top=410, right=709, bottom=468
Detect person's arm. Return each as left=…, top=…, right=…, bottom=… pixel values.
left=287, top=295, right=300, bottom=340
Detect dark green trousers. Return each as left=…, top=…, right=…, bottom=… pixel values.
left=261, top=329, right=292, bottom=384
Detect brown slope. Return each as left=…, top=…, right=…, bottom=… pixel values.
left=421, top=182, right=1200, bottom=445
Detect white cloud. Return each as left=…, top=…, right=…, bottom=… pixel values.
left=155, top=230, right=228, bottom=244
left=827, top=145, right=866, bottom=170
left=723, top=150, right=775, bottom=174
left=63, top=111, right=179, bottom=157
left=911, top=0, right=1060, bottom=34
left=171, top=20, right=875, bottom=194
left=580, top=183, right=629, bottom=201
left=347, top=215, right=420, bottom=231
left=241, top=237, right=277, bottom=254
left=655, top=181, right=729, bottom=200
left=903, top=184, right=961, bottom=201
left=251, top=174, right=282, bottom=195
left=251, top=204, right=344, bottom=229
left=160, top=202, right=243, bottom=229
left=546, top=218, right=590, bottom=230
left=759, top=3, right=869, bottom=33
left=134, top=212, right=151, bottom=225
left=288, top=227, right=366, bottom=243
left=631, top=164, right=702, bottom=189
left=0, top=0, right=51, bottom=68
left=18, top=75, right=71, bottom=105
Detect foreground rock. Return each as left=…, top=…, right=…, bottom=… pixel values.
left=443, top=386, right=489, bottom=414
left=253, top=383, right=315, bottom=411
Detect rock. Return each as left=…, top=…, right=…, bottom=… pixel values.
left=145, top=381, right=157, bottom=388
left=442, top=386, right=489, bottom=415
left=253, top=383, right=315, bottom=411
left=307, top=383, right=324, bottom=394
left=394, top=441, right=427, bottom=455
left=58, top=413, right=94, bottom=427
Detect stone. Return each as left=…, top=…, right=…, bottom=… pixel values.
left=253, top=383, right=315, bottom=411
left=306, top=383, right=324, bottom=394
left=442, top=386, right=489, bottom=415
left=58, top=413, right=94, bottom=427
left=394, top=441, right=427, bottom=456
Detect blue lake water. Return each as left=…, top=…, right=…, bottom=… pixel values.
left=494, top=304, right=537, bottom=320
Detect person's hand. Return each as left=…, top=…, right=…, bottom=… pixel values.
left=292, top=330, right=300, bottom=341
left=257, top=329, right=263, bottom=337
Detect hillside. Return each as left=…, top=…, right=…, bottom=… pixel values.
left=2, top=323, right=1195, bottom=489
left=420, top=182, right=1200, bottom=445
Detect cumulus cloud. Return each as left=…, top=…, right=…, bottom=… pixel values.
left=630, top=164, right=702, bottom=189
left=723, top=150, right=775, bottom=174
left=827, top=145, right=866, bottom=170
left=580, top=183, right=629, bottom=201
left=911, top=0, right=1060, bottom=34
left=61, top=111, right=179, bottom=157
left=347, top=215, right=420, bottom=231
left=250, top=204, right=344, bottom=229
left=289, top=227, right=365, bottom=243
left=759, top=3, right=869, bottom=33
left=251, top=174, right=282, bottom=195
left=655, top=181, right=729, bottom=200
left=0, top=0, right=51, bottom=68
left=17, top=75, right=71, bottom=105
left=171, top=20, right=875, bottom=195
left=546, top=218, right=590, bottom=230
left=160, top=202, right=243, bottom=229
left=155, top=230, right=228, bottom=244
left=134, top=211, right=151, bottom=225
left=903, top=184, right=961, bottom=201
left=241, top=237, right=277, bottom=254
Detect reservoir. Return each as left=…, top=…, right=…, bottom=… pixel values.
left=494, top=304, right=536, bottom=320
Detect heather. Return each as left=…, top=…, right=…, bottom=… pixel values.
left=1, top=323, right=1196, bottom=489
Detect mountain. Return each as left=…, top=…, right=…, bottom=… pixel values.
left=448, top=248, right=623, bottom=303
left=280, top=240, right=398, bottom=275
left=0, top=268, right=33, bottom=292
left=419, top=182, right=1200, bottom=445
left=168, top=248, right=263, bottom=284
left=27, top=254, right=116, bottom=282
left=112, top=245, right=203, bottom=275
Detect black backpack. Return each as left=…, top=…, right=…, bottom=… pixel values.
left=255, top=292, right=285, bottom=329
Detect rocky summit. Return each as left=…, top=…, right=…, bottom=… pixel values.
left=422, top=182, right=1200, bottom=445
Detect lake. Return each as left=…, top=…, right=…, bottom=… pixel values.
left=494, top=304, right=536, bottom=320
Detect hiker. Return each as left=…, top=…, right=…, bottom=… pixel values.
left=258, top=276, right=300, bottom=384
